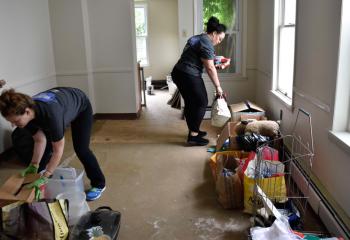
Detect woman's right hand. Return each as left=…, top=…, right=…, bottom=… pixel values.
left=21, top=163, right=38, bottom=177
left=216, top=86, right=223, bottom=96
left=0, top=79, right=6, bottom=88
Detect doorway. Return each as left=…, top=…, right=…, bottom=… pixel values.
left=134, top=0, right=179, bottom=109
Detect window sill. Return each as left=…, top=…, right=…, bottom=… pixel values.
left=328, top=131, right=350, bottom=155
left=270, top=90, right=293, bottom=111
left=140, top=63, right=149, bottom=68
left=203, top=73, right=248, bottom=82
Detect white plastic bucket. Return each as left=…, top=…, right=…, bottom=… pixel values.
left=45, top=167, right=84, bottom=199
left=166, top=76, right=177, bottom=95
left=56, top=191, right=90, bottom=226
left=145, top=76, right=152, bottom=88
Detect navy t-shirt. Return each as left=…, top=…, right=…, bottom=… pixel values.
left=25, top=87, right=89, bottom=142
left=174, top=34, right=215, bottom=76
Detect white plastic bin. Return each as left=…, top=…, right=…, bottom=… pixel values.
left=56, top=191, right=90, bottom=226
left=166, top=75, right=177, bottom=95
left=145, top=76, right=152, bottom=89
left=45, top=167, right=84, bottom=199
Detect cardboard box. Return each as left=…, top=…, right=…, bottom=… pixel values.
left=216, top=122, right=240, bottom=151
left=0, top=173, right=41, bottom=203
left=230, top=101, right=265, bottom=122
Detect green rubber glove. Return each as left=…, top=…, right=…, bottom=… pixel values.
left=26, top=176, right=48, bottom=200
left=21, top=164, right=38, bottom=177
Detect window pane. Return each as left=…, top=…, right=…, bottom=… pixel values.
left=283, top=0, right=296, bottom=25
left=136, top=36, right=147, bottom=65
left=203, top=0, right=238, bottom=73
left=277, top=27, right=295, bottom=98
left=215, top=33, right=236, bottom=73
left=135, top=7, right=146, bottom=36
left=203, top=0, right=237, bottom=30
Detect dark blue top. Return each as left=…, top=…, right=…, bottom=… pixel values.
left=174, top=34, right=215, bottom=76
left=25, top=87, right=89, bottom=142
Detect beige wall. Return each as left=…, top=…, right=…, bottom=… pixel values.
left=255, top=0, right=350, bottom=232
left=143, top=0, right=179, bottom=80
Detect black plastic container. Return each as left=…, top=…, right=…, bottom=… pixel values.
left=70, top=206, right=121, bottom=240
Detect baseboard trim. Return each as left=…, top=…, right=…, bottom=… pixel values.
left=151, top=79, right=167, bottom=89
left=94, top=111, right=141, bottom=120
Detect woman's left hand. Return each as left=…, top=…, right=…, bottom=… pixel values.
left=216, top=59, right=231, bottom=69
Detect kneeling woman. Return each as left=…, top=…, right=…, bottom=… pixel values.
left=0, top=87, right=106, bottom=201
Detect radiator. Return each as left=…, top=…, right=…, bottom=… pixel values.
left=290, top=161, right=350, bottom=239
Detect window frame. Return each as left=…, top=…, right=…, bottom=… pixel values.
left=134, top=3, right=149, bottom=67
left=195, top=0, right=246, bottom=80
left=331, top=0, right=350, bottom=135
left=272, top=0, right=297, bottom=105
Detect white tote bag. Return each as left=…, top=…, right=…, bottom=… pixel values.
left=211, top=97, right=231, bottom=127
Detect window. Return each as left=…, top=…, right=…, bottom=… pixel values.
left=135, top=3, right=148, bottom=66
left=202, top=0, right=241, bottom=74
left=331, top=0, right=350, bottom=134
left=273, top=0, right=297, bottom=100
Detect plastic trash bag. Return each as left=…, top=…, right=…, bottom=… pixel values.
left=236, top=133, right=270, bottom=152
left=250, top=218, right=300, bottom=240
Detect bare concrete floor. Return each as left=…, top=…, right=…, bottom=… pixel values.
left=84, top=90, right=251, bottom=239
left=0, top=89, right=326, bottom=239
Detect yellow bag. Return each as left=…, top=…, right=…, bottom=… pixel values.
left=243, top=172, right=287, bottom=214
left=1, top=199, right=68, bottom=239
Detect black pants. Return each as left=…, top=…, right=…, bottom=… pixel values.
left=171, top=68, right=208, bottom=132
left=70, top=101, right=106, bottom=189
left=38, top=102, right=105, bottom=188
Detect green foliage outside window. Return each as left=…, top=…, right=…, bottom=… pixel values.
left=135, top=7, right=146, bottom=36
left=203, top=0, right=238, bottom=73
left=203, top=0, right=236, bottom=31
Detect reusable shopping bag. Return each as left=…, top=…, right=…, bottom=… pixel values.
left=211, top=96, right=231, bottom=127
left=243, top=157, right=287, bottom=214
left=210, top=151, right=249, bottom=182
left=0, top=200, right=26, bottom=239
left=215, top=153, right=244, bottom=209
left=25, top=199, right=69, bottom=240
left=0, top=199, right=68, bottom=240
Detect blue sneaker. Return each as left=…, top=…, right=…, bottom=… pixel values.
left=86, top=186, right=106, bottom=201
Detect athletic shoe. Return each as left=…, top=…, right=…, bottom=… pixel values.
left=198, top=130, right=207, bottom=137
left=86, top=186, right=106, bottom=201
left=187, top=135, right=209, bottom=146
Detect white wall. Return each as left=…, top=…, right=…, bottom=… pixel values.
left=0, top=0, right=56, bottom=151
left=48, top=0, right=89, bottom=92
left=255, top=0, right=350, bottom=222
left=143, top=0, right=179, bottom=80
left=88, top=0, right=138, bottom=113
left=49, top=0, right=140, bottom=114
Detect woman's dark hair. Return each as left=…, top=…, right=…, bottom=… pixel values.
left=206, top=16, right=227, bottom=34
left=0, top=89, right=35, bottom=117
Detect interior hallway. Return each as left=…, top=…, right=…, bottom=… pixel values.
left=84, top=89, right=251, bottom=239
left=0, top=89, right=250, bottom=239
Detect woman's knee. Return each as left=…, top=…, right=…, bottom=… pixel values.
left=74, top=147, right=92, bottom=160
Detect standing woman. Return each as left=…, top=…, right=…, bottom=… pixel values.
left=171, top=16, right=230, bottom=146
left=0, top=87, right=106, bottom=201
